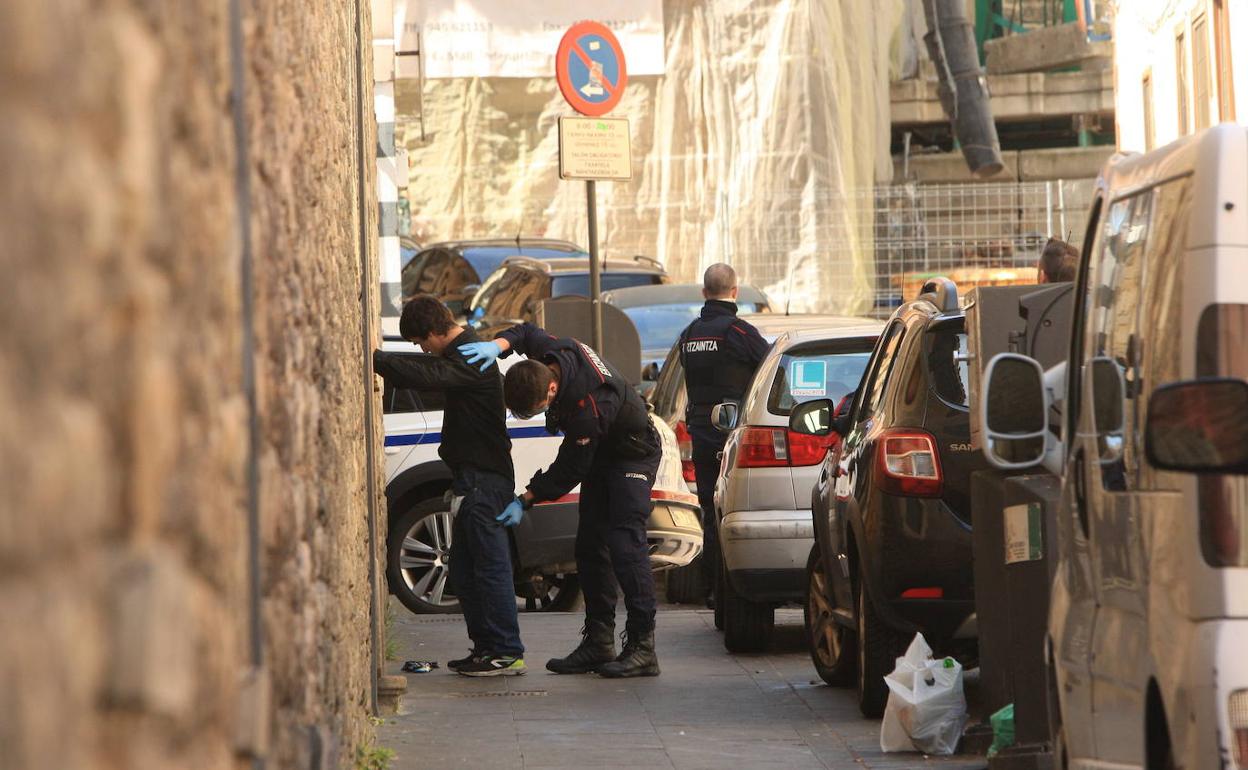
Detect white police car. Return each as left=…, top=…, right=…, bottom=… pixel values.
left=381, top=338, right=703, bottom=614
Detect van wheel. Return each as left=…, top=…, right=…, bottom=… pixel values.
left=855, top=572, right=907, bottom=717
left=721, top=566, right=774, bottom=653
left=387, top=498, right=459, bottom=614
left=804, top=546, right=856, bottom=686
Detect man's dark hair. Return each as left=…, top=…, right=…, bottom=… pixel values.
left=1039, top=238, right=1079, bottom=283
left=504, top=360, right=555, bottom=416
left=399, top=294, right=455, bottom=340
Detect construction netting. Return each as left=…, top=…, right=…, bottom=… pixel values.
left=395, top=0, right=901, bottom=315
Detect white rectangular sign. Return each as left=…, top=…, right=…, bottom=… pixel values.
left=395, top=0, right=665, bottom=78
left=558, top=117, right=632, bottom=181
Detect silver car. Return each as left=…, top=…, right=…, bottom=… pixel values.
left=712, top=319, right=883, bottom=652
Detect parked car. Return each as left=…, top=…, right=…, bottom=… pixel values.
left=601, top=283, right=771, bottom=395
left=791, top=278, right=984, bottom=716
left=647, top=314, right=876, bottom=604
left=468, top=255, right=669, bottom=337
left=708, top=318, right=883, bottom=652
left=381, top=338, right=702, bottom=615
left=401, top=238, right=588, bottom=318
left=978, top=124, right=1248, bottom=770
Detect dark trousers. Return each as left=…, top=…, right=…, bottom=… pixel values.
left=575, top=449, right=661, bottom=633
left=689, top=424, right=726, bottom=587
left=449, top=467, right=524, bottom=657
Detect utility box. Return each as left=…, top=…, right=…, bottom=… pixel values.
left=970, top=472, right=1060, bottom=769
left=964, top=283, right=1073, bottom=769
left=966, top=283, right=1072, bottom=448
left=538, top=296, right=642, bottom=385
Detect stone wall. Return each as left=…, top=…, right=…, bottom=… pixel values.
left=0, top=2, right=381, bottom=769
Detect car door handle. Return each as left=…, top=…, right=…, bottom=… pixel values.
left=384, top=446, right=401, bottom=455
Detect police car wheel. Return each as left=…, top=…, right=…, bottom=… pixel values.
left=387, top=498, right=461, bottom=615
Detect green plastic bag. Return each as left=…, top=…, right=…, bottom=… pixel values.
left=987, top=703, right=1015, bottom=757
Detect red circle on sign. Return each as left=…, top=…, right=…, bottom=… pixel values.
left=555, top=21, right=628, bottom=117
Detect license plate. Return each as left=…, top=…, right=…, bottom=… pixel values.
left=671, top=507, right=701, bottom=530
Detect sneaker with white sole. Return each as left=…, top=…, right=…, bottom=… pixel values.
left=446, top=652, right=480, bottom=672
left=457, top=655, right=526, bottom=677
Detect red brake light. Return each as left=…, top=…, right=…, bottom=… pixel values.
left=737, top=427, right=789, bottom=468
left=674, top=420, right=697, bottom=482
left=900, top=587, right=944, bottom=599
left=787, top=430, right=838, bottom=467
left=735, top=427, right=837, bottom=469
left=875, top=429, right=943, bottom=497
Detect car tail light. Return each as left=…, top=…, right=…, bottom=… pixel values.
left=788, top=430, right=837, bottom=467
left=736, top=427, right=836, bottom=469
left=875, top=429, right=943, bottom=498
left=1232, top=689, right=1248, bottom=768
left=674, top=420, right=697, bottom=483
left=900, top=587, right=944, bottom=599
left=738, top=427, right=790, bottom=468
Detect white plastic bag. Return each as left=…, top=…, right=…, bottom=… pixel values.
left=879, top=633, right=968, bottom=755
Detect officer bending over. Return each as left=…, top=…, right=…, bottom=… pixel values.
left=372, top=294, right=526, bottom=677
left=678, top=263, right=769, bottom=599
left=460, top=324, right=663, bottom=678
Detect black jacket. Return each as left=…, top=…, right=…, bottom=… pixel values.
left=497, top=323, right=656, bottom=503
left=372, top=328, right=513, bottom=482
left=678, top=299, right=769, bottom=424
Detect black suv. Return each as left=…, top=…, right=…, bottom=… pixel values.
left=789, top=278, right=985, bottom=717
left=468, top=255, right=668, bottom=337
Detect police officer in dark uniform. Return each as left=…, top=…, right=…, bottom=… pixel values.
left=459, top=323, right=663, bottom=678
left=678, top=264, right=769, bottom=599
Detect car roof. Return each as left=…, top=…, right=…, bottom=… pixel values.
left=501, top=255, right=667, bottom=275
left=746, top=313, right=884, bottom=341
left=600, top=283, right=770, bottom=308
left=426, top=238, right=587, bottom=255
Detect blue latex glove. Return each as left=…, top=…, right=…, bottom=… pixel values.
left=459, top=340, right=502, bottom=371
left=496, top=497, right=524, bottom=527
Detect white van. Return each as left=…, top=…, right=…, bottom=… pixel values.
left=979, top=124, right=1248, bottom=770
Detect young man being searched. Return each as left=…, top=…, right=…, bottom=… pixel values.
left=372, top=294, right=526, bottom=677
left=459, top=324, right=663, bottom=678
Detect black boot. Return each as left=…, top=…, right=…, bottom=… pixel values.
left=546, top=619, right=616, bottom=674
left=597, top=628, right=660, bottom=678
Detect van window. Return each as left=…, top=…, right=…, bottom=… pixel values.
left=1195, top=303, right=1248, bottom=567
left=383, top=383, right=445, bottom=414
left=1137, top=176, right=1193, bottom=493
left=1091, top=190, right=1153, bottom=491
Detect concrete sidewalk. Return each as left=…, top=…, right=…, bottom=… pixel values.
left=379, top=603, right=987, bottom=769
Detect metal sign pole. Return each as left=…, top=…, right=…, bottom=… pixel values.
left=586, top=179, right=604, bottom=353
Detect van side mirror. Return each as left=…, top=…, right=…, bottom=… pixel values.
left=788, top=399, right=834, bottom=436
left=980, top=353, right=1049, bottom=469
left=1145, top=378, right=1248, bottom=474
left=710, top=402, right=739, bottom=433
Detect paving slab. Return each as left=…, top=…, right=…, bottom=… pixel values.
left=379, top=601, right=988, bottom=769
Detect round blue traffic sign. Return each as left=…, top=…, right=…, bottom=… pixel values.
left=555, top=21, right=628, bottom=117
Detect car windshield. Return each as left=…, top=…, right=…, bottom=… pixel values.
left=767, top=341, right=875, bottom=416
left=622, top=302, right=762, bottom=351
left=551, top=272, right=662, bottom=297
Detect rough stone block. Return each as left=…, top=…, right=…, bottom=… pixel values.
left=985, top=22, right=1113, bottom=75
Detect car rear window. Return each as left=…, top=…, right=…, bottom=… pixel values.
left=622, top=302, right=762, bottom=352
left=926, top=329, right=970, bottom=407
left=767, top=340, right=874, bottom=416
left=551, top=273, right=663, bottom=297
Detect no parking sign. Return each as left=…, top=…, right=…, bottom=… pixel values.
left=555, top=21, right=628, bottom=116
